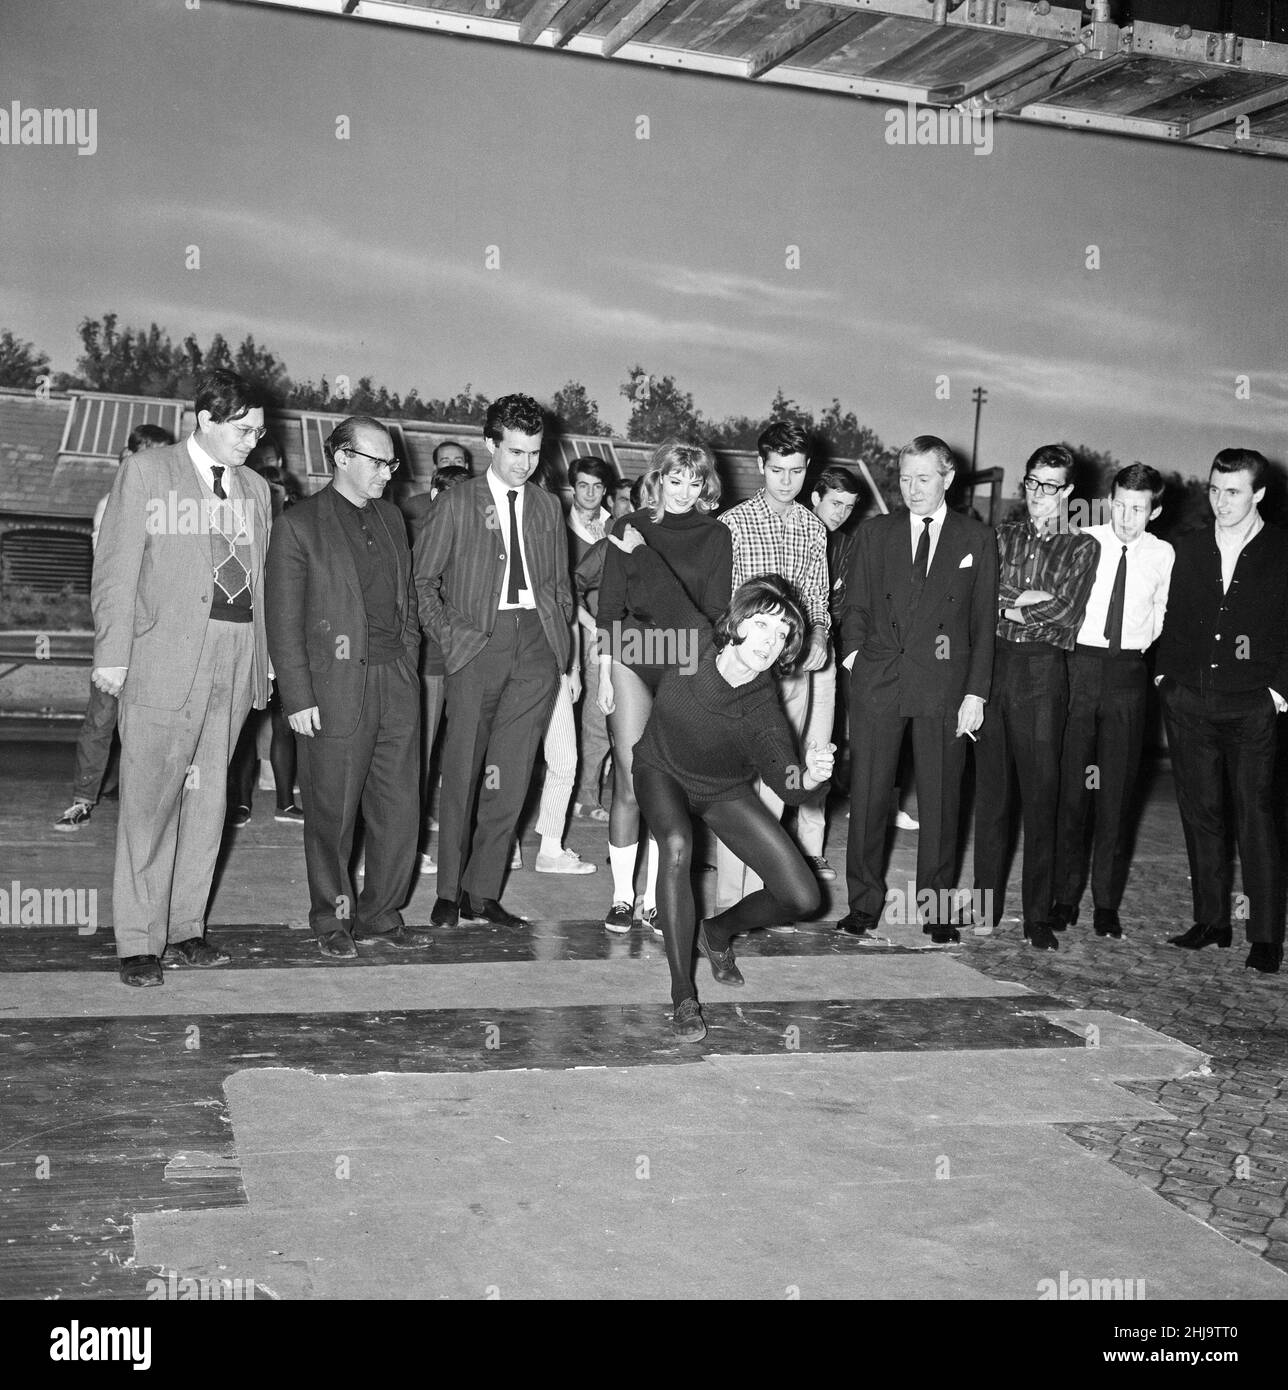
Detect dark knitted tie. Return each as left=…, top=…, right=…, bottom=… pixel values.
left=211, top=465, right=226, bottom=500
left=1104, top=544, right=1127, bottom=654
left=506, top=489, right=526, bottom=604
left=910, top=516, right=932, bottom=605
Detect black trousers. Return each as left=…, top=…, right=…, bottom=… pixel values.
left=635, top=764, right=819, bottom=1005
left=845, top=704, right=965, bottom=922
left=1161, top=680, right=1283, bottom=944
left=296, top=656, right=420, bottom=939
left=1053, top=648, right=1148, bottom=912
left=438, top=610, right=559, bottom=903
left=973, top=642, right=1068, bottom=926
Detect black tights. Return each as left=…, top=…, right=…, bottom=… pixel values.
left=606, top=662, right=656, bottom=850
left=635, top=763, right=819, bottom=1005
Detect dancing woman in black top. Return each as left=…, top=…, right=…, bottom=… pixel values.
left=609, top=528, right=834, bottom=1041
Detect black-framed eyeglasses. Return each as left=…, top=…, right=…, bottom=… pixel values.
left=1022, top=476, right=1065, bottom=496
left=343, top=447, right=400, bottom=473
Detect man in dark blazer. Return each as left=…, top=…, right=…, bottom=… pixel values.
left=92, top=370, right=272, bottom=985
left=266, top=416, right=429, bottom=958
left=414, top=393, right=573, bottom=928
left=1157, top=448, right=1288, bottom=974
left=840, top=436, right=997, bottom=944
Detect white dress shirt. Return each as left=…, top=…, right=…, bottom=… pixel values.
left=1216, top=511, right=1263, bottom=593
left=487, top=467, right=535, bottom=611
left=908, top=501, right=948, bottom=571
left=1074, top=523, right=1174, bottom=652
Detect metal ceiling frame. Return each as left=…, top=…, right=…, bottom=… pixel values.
left=234, top=0, right=1288, bottom=158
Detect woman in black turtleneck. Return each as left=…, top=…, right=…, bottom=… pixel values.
left=595, top=442, right=732, bottom=935
left=606, top=527, right=834, bottom=1042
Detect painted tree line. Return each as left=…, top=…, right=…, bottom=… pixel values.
left=0, top=318, right=1228, bottom=528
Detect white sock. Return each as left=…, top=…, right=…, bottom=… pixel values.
left=540, top=834, right=562, bottom=859
left=642, top=836, right=659, bottom=911
left=608, top=843, right=637, bottom=903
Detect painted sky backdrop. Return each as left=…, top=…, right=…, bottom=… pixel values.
left=2, top=0, right=1285, bottom=489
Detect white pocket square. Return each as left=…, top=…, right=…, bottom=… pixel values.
left=958, top=554, right=973, bottom=569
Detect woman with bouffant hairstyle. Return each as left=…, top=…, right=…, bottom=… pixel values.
left=595, top=441, right=732, bottom=936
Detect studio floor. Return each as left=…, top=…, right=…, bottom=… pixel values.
left=2, top=745, right=1287, bottom=1300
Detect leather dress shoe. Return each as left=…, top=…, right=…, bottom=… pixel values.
left=430, top=896, right=460, bottom=928
left=1168, top=922, right=1232, bottom=950
left=119, top=954, right=163, bottom=987
left=1049, top=902, right=1078, bottom=932
left=926, top=925, right=960, bottom=945
left=361, top=923, right=433, bottom=949
left=1246, top=942, right=1283, bottom=973
left=1093, top=907, right=1122, bottom=939
left=167, top=937, right=231, bottom=967
left=461, top=894, right=528, bottom=929
left=836, top=910, right=878, bottom=937
left=1024, top=921, right=1059, bottom=951
left=318, top=929, right=358, bottom=959
left=698, top=923, right=744, bottom=986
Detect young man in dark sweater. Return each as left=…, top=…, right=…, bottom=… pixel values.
left=1157, top=448, right=1288, bottom=974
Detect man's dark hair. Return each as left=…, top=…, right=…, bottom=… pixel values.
left=1211, top=447, right=1268, bottom=491
left=1113, top=463, right=1164, bottom=506
left=126, top=423, right=175, bottom=453
left=323, top=415, right=391, bottom=470
left=484, top=394, right=545, bottom=443
left=1024, top=443, right=1076, bottom=482
left=194, top=369, right=265, bottom=425
left=432, top=464, right=471, bottom=496
left=714, top=575, right=807, bottom=675
left=757, top=420, right=810, bottom=464
left=899, top=435, right=955, bottom=475
left=432, top=439, right=471, bottom=469
left=812, top=466, right=861, bottom=500
left=569, top=455, right=617, bottom=489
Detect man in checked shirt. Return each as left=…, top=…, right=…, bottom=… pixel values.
left=972, top=444, right=1097, bottom=949
left=716, top=420, right=831, bottom=913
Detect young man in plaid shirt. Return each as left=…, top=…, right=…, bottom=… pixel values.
left=716, top=420, right=831, bottom=912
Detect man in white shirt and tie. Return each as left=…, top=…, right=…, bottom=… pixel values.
left=413, top=394, right=574, bottom=929
left=838, top=436, right=997, bottom=943
left=1051, top=464, right=1174, bottom=939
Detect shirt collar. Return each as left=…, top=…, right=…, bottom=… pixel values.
left=909, top=501, right=947, bottom=533
left=186, top=432, right=225, bottom=489
left=1215, top=512, right=1263, bottom=549
left=487, top=467, right=526, bottom=508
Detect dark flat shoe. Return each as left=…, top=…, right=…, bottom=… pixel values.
left=167, top=938, right=231, bottom=967
left=119, top=954, right=163, bottom=987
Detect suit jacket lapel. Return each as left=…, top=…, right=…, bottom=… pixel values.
left=916, top=510, right=966, bottom=618
left=887, top=513, right=913, bottom=623
left=319, top=485, right=364, bottom=610
left=370, top=500, right=408, bottom=619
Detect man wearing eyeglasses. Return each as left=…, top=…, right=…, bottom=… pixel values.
left=93, top=369, right=273, bottom=986
left=266, top=416, right=429, bottom=959
left=972, top=444, right=1097, bottom=950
